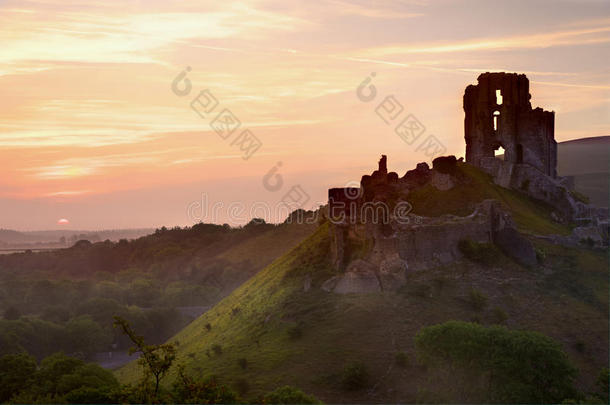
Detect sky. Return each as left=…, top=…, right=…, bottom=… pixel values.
left=0, top=0, right=608, bottom=230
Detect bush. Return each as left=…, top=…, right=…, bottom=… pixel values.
left=535, top=247, right=546, bottom=263
left=341, top=361, right=369, bottom=390
left=287, top=324, right=303, bottom=340
left=491, top=307, right=508, bottom=324
left=458, top=239, right=496, bottom=266
left=468, top=289, right=488, bottom=311
left=415, top=321, right=577, bottom=403
left=211, top=344, right=222, bottom=355
left=262, top=385, right=319, bottom=404
left=172, top=369, right=238, bottom=404
left=395, top=351, right=408, bottom=367
left=237, top=357, right=248, bottom=369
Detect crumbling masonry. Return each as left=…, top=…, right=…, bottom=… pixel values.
left=464, top=72, right=557, bottom=178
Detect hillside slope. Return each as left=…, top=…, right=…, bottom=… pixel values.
left=557, top=136, right=609, bottom=207
left=116, top=169, right=608, bottom=403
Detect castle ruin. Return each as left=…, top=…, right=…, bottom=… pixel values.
left=464, top=72, right=557, bottom=178
left=322, top=72, right=607, bottom=294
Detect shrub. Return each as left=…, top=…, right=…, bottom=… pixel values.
left=535, top=247, right=546, bottom=263
left=205, top=323, right=212, bottom=331
left=468, top=289, right=488, bottom=311
left=172, top=367, right=238, bottom=404
left=491, top=307, right=508, bottom=324
left=395, top=351, right=408, bottom=367
left=211, top=344, right=222, bottom=356
left=263, top=385, right=319, bottom=404
left=341, top=361, right=369, bottom=390
left=237, top=357, right=248, bottom=369
left=287, top=324, right=303, bottom=340
left=458, top=239, right=496, bottom=266
left=415, top=321, right=577, bottom=403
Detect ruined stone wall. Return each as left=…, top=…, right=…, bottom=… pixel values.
left=464, top=72, right=556, bottom=178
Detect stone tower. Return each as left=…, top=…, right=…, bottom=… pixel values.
left=464, top=72, right=557, bottom=178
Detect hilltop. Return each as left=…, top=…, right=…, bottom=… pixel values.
left=557, top=135, right=610, bottom=207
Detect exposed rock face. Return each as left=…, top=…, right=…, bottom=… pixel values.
left=324, top=194, right=536, bottom=294
left=322, top=259, right=382, bottom=294
left=378, top=254, right=408, bottom=290
left=464, top=72, right=556, bottom=178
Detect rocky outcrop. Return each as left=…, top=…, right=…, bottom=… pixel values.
left=321, top=259, right=381, bottom=294
left=324, top=198, right=537, bottom=294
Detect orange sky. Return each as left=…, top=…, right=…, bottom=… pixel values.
left=1, top=0, right=609, bottom=230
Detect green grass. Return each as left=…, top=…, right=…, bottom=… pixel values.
left=407, top=163, right=571, bottom=235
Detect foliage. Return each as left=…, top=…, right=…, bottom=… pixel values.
left=211, top=343, right=223, bottom=355
left=415, top=321, right=577, bottom=403
left=287, top=324, right=303, bottom=340
left=0, top=353, right=37, bottom=402
left=394, top=351, right=408, bottom=367
left=341, top=361, right=369, bottom=390
left=491, top=307, right=508, bottom=324
left=468, top=288, right=489, bottom=311
left=171, top=365, right=238, bottom=404
left=237, top=357, right=248, bottom=369
left=113, top=316, right=176, bottom=397
left=458, top=239, right=497, bottom=266
left=535, top=247, right=546, bottom=263
left=0, top=352, right=118, bottom=403
left=262, top=385, right=320, bottom=404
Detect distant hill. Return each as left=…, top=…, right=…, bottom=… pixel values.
left=0, top=228, right=155, bottom=245
left=557, top=136, right=609, bottom=207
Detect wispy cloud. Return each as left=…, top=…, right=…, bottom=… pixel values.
left=353, top=25, right=610, bottom=57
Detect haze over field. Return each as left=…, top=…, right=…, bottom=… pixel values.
left=1, top=0, right=609, bottom=230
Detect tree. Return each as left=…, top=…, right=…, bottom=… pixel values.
left=113, top=316, right=176, bottom=398
left=415, top=321, right=577, bottom=403
left=66, top=315, right=112, bottom=358
left=0, top=353, right=37, bottom=402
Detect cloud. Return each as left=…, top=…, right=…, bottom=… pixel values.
left=352, top=25, right=610, bottom=57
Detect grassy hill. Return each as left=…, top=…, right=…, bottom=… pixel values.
left=557, top=136, right=609, bottom=207
left=116, top=166, right=608, bottom=403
